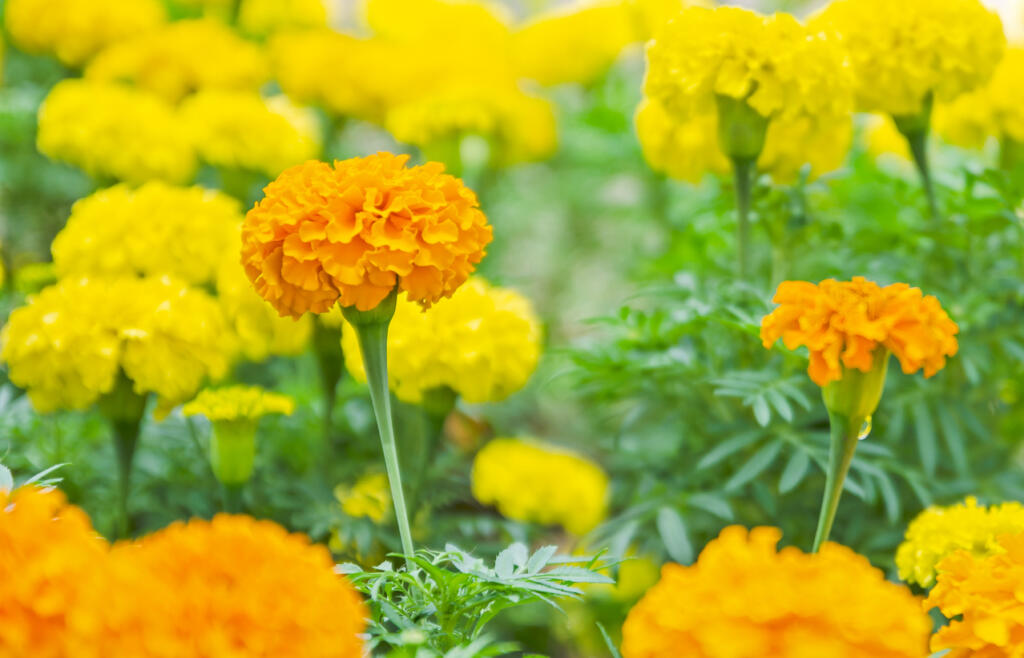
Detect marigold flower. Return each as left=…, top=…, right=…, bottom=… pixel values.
left=934, top=48, right=1024, bottom=149
left=385, top=86, right=557, bottom=166
left=241, top=152, right=492, bottom=317
left=4, top=0, right=165, bottom=67
left=513, top=1, right=636, bottom=87
left=51, top=182, right=241, bottom=286
left=864, top=114, right=912, bottom=162
left=0, top=486, right=107, bottom=657
left=760, top=277, right=959, bottom=388
left=925, top=531, right=1024, bottom=656
left=471, top=437, right=608, bottom=535
left=335, top=472, right=391, bottom=523
left=238, top=0, right=328, bottom=38
left=0, top=276, right=232, bottom=413
left=811, top=0, right=1005, bottom=117
left=181, top=91, right=322, bottom=178
left=84, top=19, right=268, bottom=103
left=100, top=515, right=367, bottom=657
left=622, top=526, right=931, bottom=657
left=342, top=277, right=541, bottom=404
left=183, top=385, right=295, bottom=422
left=896, top=496, right=1024, bottom=588
left=37, top=80, right=196, bottom=184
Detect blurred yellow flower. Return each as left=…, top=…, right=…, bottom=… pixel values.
left=624, top=0, right=710, bottom=41
left=51, top=182, right=241, bottom=286
left=896, top=496, right=1024, bottom=588
left=365, top=0, right=511, bottom=47
left=513, top=1, right=635, bottom=87
left=934, top=48, right=1024, bottom=149
left=622, top=526, right=931, bottom=657
left=238, top=0, right=328, bottom=38
left=181, top=91, right=322, bottom=178
left=926, top=530, right=1024, bottom=656
left=471, top=437, right=608, bottom=535
left=335, top=472, right=391, bottom=523
left=4, top=0, right=165, bottom=67
left=0, top=486, right=107, bottom=657
left=37, top=80, right=196, bottom=184
left=216, top=245, right=313, bottom=362
left=863, top=114, right=912, bottom=161
left=386, top=86, right=557, bottom=166
left=1, top=276, right=232, bottom=413
left=343, top=277, right=541, bottom=404
left=85, top=18, right=268, bottom=103
left=812, top=0, right=1005, bottom=117
left=183, top=385, right=295, bottom=422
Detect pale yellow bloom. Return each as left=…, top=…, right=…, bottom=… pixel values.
left=335, top=473, right=391, bottom=523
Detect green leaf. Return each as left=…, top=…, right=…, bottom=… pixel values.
left=687, top=493, right=733, bottom=521
left=751, top=396, right=771, bottom=426
left=724, top=441, right=782, bottom=491
left=778, top=450, right=810, bottom=494
left=495, top=543, right=529, bottom=579
left=526, top=545, right=558, bottom=574
left=597, top=622, right=623, bottom=658
left=876, top=471, right=900, bottom=524
left=695, top=431, right=761, bottom=470
left=656, top=506, right=694, bottom=564
left=937, top=404, right=968, bottom=476
left=0, top=464, right=12, bottom=495
left=913, top=401, right=938, bottom=476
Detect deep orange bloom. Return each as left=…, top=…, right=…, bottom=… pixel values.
left=241, top=152, right=492, bottom=317
left=99, top=515, right=367, bottom=657
left=0, top=487, right=107, bottom=658
left=925, top=530, right=1024, bottom=656
left=760, top=277, right=958, bottom=387
left=622, top=526, right=931, bottom=658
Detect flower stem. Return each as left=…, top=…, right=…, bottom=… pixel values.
left=313, top=320, right=344, bottom=455
left=110, top=419, right=140, bottom=538
left=343, top=292, right=415, bottom=564
left=893, top=94, right=940, bottom=222
left=222, top=483, right=244, bottom=514
left=731, top=157, right=756, bottom=281
left=811, top=410, right=863, bottom=552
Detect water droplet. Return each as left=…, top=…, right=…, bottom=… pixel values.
left=858, top=416, right=872, bottom=441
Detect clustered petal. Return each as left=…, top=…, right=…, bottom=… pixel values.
left=896, top=496, right=1024, bottom=588
left=925, top=531, right=1024, bottom=657
left=342, top=277, right=541, bottom=404
left=471, top=437, right=608, bottom=535
left=0, top=277, right=233, bottom=412
left=51, top=182, right=242, bottom=286
left=241, top=152, right=492, bottom=317
left=622, top=526, right=932, bottom=658
left=811, top=0, right=1005, bottom=116
left=182, top=385, right=295, bottom=422
left=760, top=277, right=959, bottom=387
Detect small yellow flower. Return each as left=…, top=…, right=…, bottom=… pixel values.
left=934, top=48, right=1024, bottom=149
left=471, top=437, right=608, bottom=535
left=342, top=277, right=541, bottom=404
left=896, top=496, right=1024, bottom=588
left=37, top=80, right=196, bottom=184
left=183, top=385, right=295, bottom=422
left=335, top=473, right=391, bottom=523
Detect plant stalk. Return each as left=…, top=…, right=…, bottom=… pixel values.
left=811, top=410, right=864, bottom=552
left=732, top=157, right=756, bottom=281
left=222, top=483, right=244, bottom=514
left=110, top=419, right=140, bottom=539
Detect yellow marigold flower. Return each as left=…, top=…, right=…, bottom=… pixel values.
left=217, top=246, right=313, bottom=361
left=471, top=437, right=608, bottom=535
left=0, top=276, right=232, bottom=413
left=365, top=0, right=510, bottom=44
left=51, top=182, right=241, bottom=286
left=342, top=277, right=541, bottom=404
left=811, top=0, right=1005, bottom=117
left=183, top=385, right=294, bottom=422
left=102, top=515, right=367, bottom=657
left=85, top=18, right=268, bottom=103
left=622, top=526, right=932, bottom=657
left=934, top=48, right=1024, bottom=149
left=37, top=80, right=196, bottom=184
left=896, top=496, right=1024, bottom=588
left=513, top=1, right=636, bottom=87
left=238, top=0, right=328, bottom=38
left=925, top=531, right=1024, bottom=656
left=4, top=0, right=165, bottom=67
left=335, top=472, right=391, bottom=523
left=864, top=114, right=912, bottom=161
left=385, top=86, right=557, bottom=166
left=241, top=152, right=492, bottom=317
left=625, top=0, right=711, bottom=41
left=760, top=277, right=959, bottom=388
left=0, top=486, right=107, bottom=657
left=181, top=91, right=322, bottom=178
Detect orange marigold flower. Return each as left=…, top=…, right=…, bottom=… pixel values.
left=925, top=530, right=1024, bottom=656
left=622, top=526, right=931, bottom=658
left=241, top=152, right=492, bottom=318
left=98, top=515, right=366, bottom=657
left=0, top=486, right=107, bottom=657
left=760, top=276, right=959, bottom=387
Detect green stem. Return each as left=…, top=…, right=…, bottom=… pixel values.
left=313, top=320, right=344, bottom=452
left=222, top=483, right=244, bottom=514
left=811, top=411, right=863, bottom=552
left=344, top=294, right=415, bottom=564
left=904, top=130, right=940, bottom=222
left=732, top=157, right=755, bottom=281
left=111, top=419, right=141, bottom=539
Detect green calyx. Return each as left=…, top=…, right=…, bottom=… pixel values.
left=715, top=93, right=770, bottom=162
left=210, top=419, right=258, bottom=485
left=341, top=287, right=398, bottom=328
left=822, top=350, right=890, bottom=423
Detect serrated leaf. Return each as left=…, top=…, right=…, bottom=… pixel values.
left=656, top=506, right=694, bottom=564
left=526, top=545, right=558, bottom=574
left=724, top=441, right=782, bottom=491
left=495, top=543, right=529, bottom=579
left=778, top=450, right=810, bottom=493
